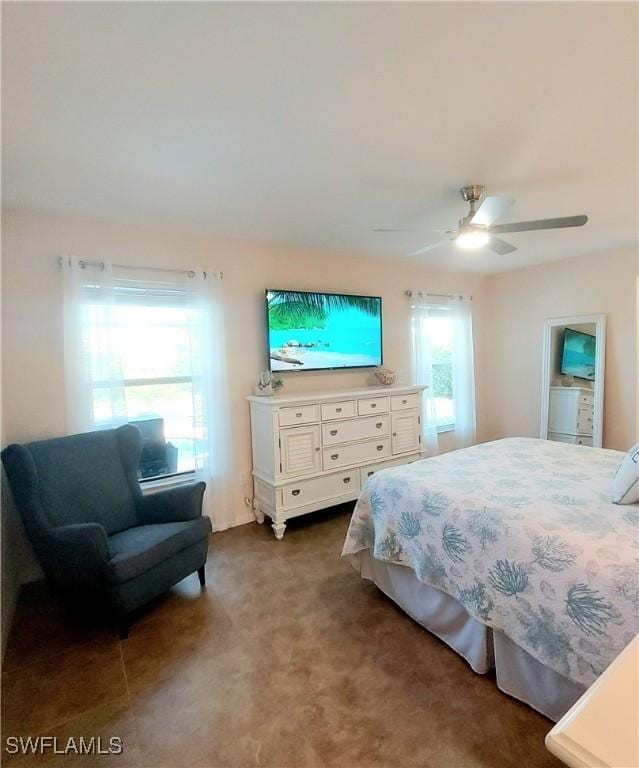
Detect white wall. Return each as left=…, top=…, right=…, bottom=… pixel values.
left=2, top=207, right=636, bottom=647
left=483, top=246, right=637, bottom=450
left=1, top=208, right=488, bottom=590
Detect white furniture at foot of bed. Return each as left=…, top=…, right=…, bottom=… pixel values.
left=358, top=550, right=586, bottom=722
left=545, top=635, right=639, bottom=767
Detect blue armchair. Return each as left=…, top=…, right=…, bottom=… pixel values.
left=1, top=425, right=212, bottom=638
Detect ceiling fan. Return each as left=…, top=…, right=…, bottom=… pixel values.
left=375, top=185, right=588, bottom=257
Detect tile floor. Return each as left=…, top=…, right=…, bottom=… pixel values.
left=2, top=505, right=561, bottom=767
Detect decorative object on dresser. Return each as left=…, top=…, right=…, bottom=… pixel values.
left=247, top=385, right=426, bottom=539
left=254, top=370, right=283, bottom=396
left=373, top=366, right=397, bottom=386
left=547, top=386, right=594, bottom=446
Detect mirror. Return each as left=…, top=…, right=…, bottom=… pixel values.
left=540, top=315, right=606, bottom=448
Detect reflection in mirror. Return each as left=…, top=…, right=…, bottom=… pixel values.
left=540, top=315, right=606, bottom=448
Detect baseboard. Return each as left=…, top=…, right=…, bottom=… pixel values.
left=211, top=507, right=257, bottom=533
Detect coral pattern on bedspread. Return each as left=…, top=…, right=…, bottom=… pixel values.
left=342, top=438, right=639, bottom=687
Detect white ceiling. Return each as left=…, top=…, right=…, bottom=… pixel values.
left=2, top=2, right=637, bottom=273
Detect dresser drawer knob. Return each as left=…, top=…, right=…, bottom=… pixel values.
left=402, top=399, right=407, bottom=404
left=376, top=445, right=384, bottom=451
left=370, top=403, right=377, bottom=408
left=295, top=412, right=303, bottom=417
left=330, top=429, right=338, bottom=436
left=291, top=489, right=300, bottom=496
left=392, top=432, right=397, bottom=437
left=376, top=422, right=382, bottom=429
left=331, top=454, right=339, bottom=460
left=335, top=407, right=342, bottom=413
left=343, top=477, right=351, bottom=484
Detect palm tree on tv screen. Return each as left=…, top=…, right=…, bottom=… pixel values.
left=267, top=291, right=379, bottom=330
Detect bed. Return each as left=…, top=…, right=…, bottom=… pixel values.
left=342, top=438, right=639, bottom=721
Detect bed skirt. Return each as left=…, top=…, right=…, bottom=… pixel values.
left=356, top=549, right=586, bottom=722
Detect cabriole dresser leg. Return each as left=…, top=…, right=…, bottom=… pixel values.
left=272, top=521, right=287, bottom=540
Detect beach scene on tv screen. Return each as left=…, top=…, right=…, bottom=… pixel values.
left=562, top=329, right=596, bottom=380
left=267, top=290, right=382, bottom=371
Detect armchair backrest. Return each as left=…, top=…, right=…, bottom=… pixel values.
left=1, top=425, right=142, bottom=539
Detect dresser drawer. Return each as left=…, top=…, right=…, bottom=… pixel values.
left=322, top=415, right=389, bottom=446
left=548, top=432, right=578, bottom=444
left=323, top=437, right=390, bottom=469
left=391, top=393, right=419, bottom=411
left=548, top=433, right=593, bottom=447
left=360, top=455, right=420, bottom=485
left=278, top=404, right=319, bottom=427
left=357, top=397, right=389, bottom=416
left=321, top=400, right=358, bottom=421
left=579, top=393, right=594, bottom=406
left=577, top=414, right=594, bottom=434
left=281, top=470, right=359, bottom=510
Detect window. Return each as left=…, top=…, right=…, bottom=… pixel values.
left=84, top=283, right=197, bottom=480
left=422, top=309, right=455, bottom=431
left=64, top=259, right=234, bottom=526
left=411, top=294, right=476, bottom=450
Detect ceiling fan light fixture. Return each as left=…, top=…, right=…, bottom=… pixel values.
left=455, top=229, right=490, bottom=249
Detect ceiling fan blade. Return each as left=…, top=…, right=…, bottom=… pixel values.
left=470, top=196, right=514, bottom=227
left=487, top=236, right=517, bottom=255
left=408, top=238, right=454, bottom=257
left=373, top=227, right=452, bottom=233
left=490, top=214, right=588, bottom=234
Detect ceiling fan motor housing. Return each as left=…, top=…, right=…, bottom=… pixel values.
left=459, top=185, right=485, bottom=225
left=460, top=185, right=485, bottom=203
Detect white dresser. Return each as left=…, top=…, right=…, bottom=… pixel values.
left=247, top=385, right=426, bottom=539
left=548, top=386, right=594, bottom=447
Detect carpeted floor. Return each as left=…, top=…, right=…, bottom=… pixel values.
left=2, top=505, right=562, bottom=767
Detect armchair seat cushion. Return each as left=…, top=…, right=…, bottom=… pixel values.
left=107, top=516, right=212, bottom=584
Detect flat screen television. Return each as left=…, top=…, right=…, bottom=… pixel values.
left=266, top=289, right=382, bottom=372
left=560, top=328, right=596, bottom=381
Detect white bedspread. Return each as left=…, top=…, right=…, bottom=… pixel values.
left=342, top=438, right=639, bottom=686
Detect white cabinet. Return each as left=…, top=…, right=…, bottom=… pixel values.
left=247, top=385, right=426, bottom=539
left=548, top=387, right=594, bottom=447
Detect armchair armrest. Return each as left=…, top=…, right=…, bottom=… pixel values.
left=136, top=481, right=206, bottom=525
left=48, top=522, right=111, bottom=572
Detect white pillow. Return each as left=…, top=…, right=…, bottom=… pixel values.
left=612, top=443, right=639, bottom=504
